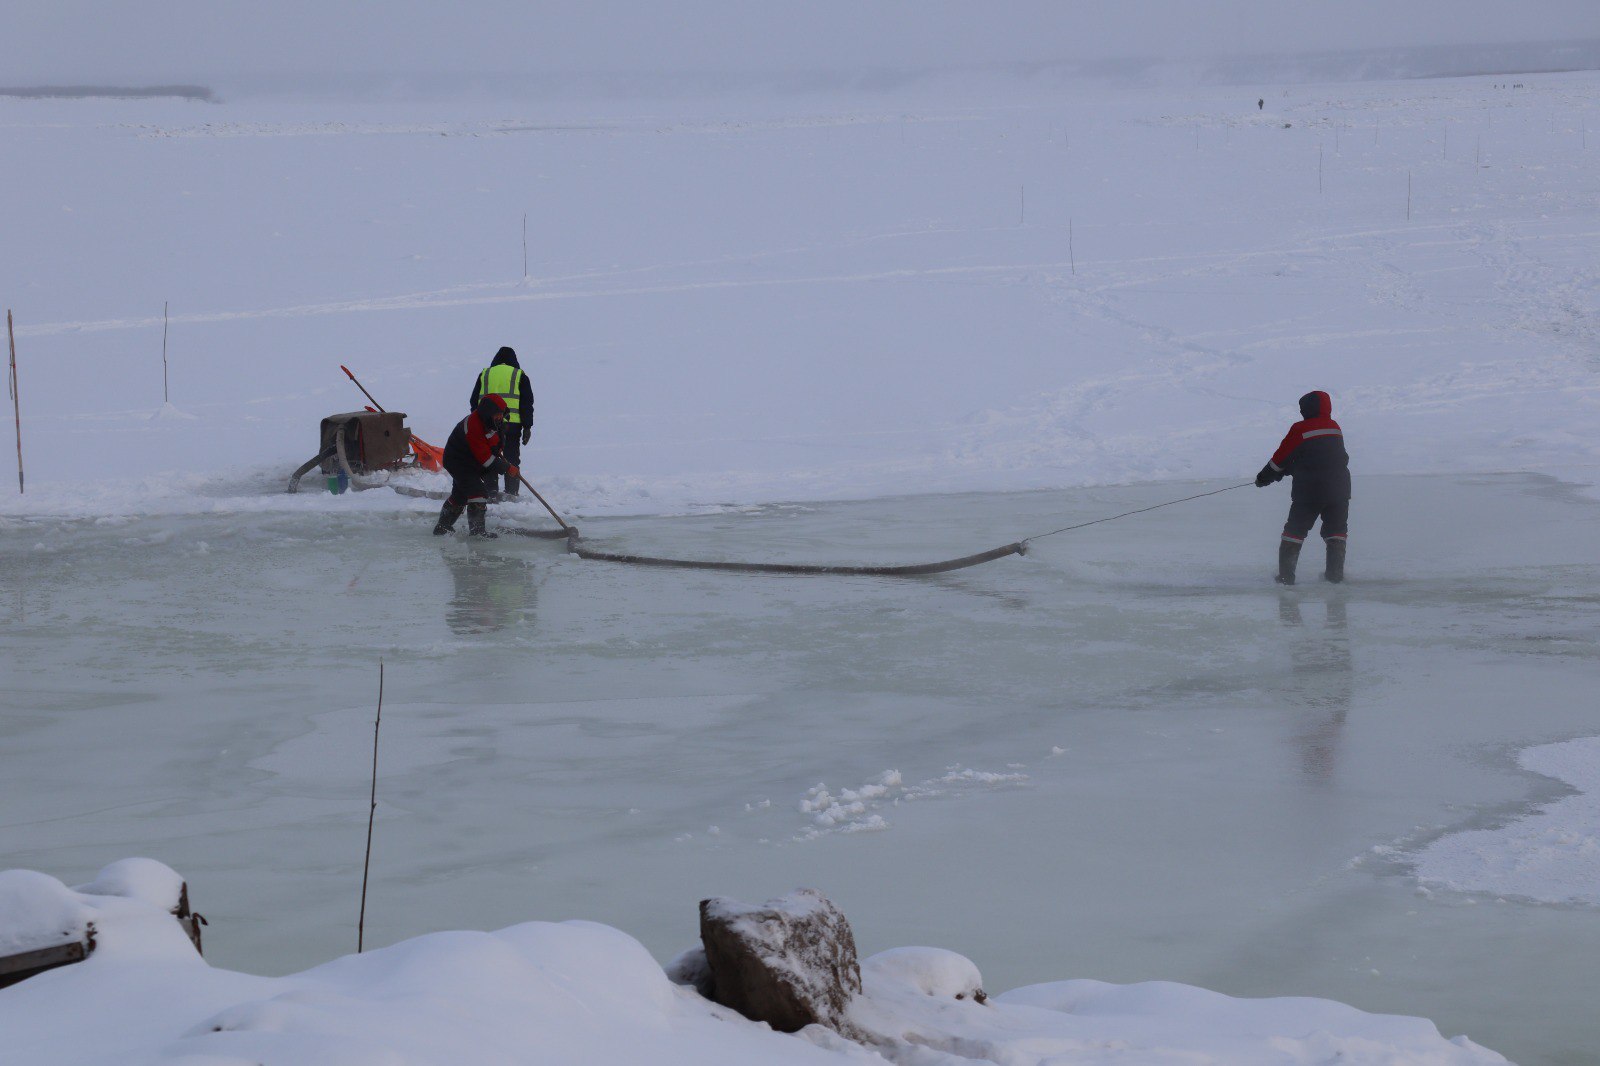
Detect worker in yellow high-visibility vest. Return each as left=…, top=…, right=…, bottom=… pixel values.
left=468, top=346, right=535, bottom=498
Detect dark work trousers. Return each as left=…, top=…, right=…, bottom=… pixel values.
left=1283, top=499, right=1349, bottom=543
left=500, top=432, right=522, bottom=495
left=444, top=458, right=495, bottom=506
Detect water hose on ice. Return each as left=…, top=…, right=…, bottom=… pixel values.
left=564, top=536, right=1026, bottom=576
left=483, top=481, right=1252, bottom=577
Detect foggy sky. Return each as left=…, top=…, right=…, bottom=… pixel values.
left=7, top=1, right=1600, bottom=84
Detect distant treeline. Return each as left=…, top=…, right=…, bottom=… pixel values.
left=0, top=85, right=215, bottom=101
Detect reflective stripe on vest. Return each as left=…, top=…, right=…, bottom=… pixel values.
left=479, top=366, right=523, bottom=424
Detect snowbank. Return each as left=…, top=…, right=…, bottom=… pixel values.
left=0, top=862, right=1505, bottom=1064
left=4, top=72, right=1600, bottom=519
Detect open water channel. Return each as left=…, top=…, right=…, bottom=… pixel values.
left=2, top=475, right=1597, bottom=1064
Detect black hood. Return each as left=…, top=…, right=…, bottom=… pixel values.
left=490, top=346, right=521, bottom=369
left=1299, top=391, right=1331, bottom=419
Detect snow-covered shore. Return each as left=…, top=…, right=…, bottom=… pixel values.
left=0, top=861, right=1504, bottom=1065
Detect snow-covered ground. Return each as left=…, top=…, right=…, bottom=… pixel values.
left=0, top=862, right=1506, bottom=1065
left=3, top=69, right=1599, bottom=1064
left=3, top=72, right=1597, bottom=514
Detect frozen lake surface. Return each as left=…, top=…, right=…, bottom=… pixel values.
left=3, top=473, right=1597, bottom=1064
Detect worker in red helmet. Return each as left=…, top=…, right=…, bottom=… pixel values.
left=1255, top=390, right=1351, bottom=584
left=434, top=394, right=518, bottom=538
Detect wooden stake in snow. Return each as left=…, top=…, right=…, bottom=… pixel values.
left=7, top=310, right=21, bottom=494
left=162, top=301, right=169, bottom=404
left=358, top=660, right=384, bottom=953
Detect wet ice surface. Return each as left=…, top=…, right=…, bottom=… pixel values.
left=3, top=473, right=1597, bottom=1064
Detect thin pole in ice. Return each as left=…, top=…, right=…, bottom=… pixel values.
left=7, top=310, right=21, bottom=494
left=358, top=659, right=384, bottom=953
left=162, top=301, right=169, bottom=405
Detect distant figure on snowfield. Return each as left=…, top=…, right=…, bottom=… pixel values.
left=1258, top=98, right=1264, bottom=110
left=435, top=394, right=516, bottom=539
left=1255, top=391, right=1350, bottom=585
left=469, top=346, right=535, bottom=499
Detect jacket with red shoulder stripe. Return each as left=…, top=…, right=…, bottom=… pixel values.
left=442, top=410, right=509, bottom=479
left=1260, top=390, right=1350, bottom=503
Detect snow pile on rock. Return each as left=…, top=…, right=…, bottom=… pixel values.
left=0, top=870, right=92, bottom=958
left=74, top=858, right=187, bottom=911
left=860, top=946, right=987, bottom=1003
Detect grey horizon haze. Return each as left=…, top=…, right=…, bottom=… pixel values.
left=7, top=0, right=1600, bottom=85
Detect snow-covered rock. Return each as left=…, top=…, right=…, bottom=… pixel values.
left=699, top=888, right=862, bottom=1034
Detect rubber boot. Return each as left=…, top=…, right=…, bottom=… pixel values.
left=1324, top=538, right=1346, bottom=584
left=433, top=499, right=463, bottom=536
left=1276, top=539, right=1302, bottom=585
left=467, top=502, right=497, bottom=539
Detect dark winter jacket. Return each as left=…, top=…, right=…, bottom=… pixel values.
left=1257, top=391, right=1351, bottom=504
left=443, top=410, right=509, bottom=480
left=468, top=347, right=535, bottom=430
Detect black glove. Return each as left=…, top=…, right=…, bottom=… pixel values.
left=1254, top=463, right=1280, bottom=488
left=521, top=426, right=531, bottom=446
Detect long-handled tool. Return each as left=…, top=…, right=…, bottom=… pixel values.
left=340, top=364, right=385, bottom=411
left=510, top=469, right=574, bottom=536
left=341, top=365, right=443, bottom=471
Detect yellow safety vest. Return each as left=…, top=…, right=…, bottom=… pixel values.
left=479, top=365, right=524, bottom=425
